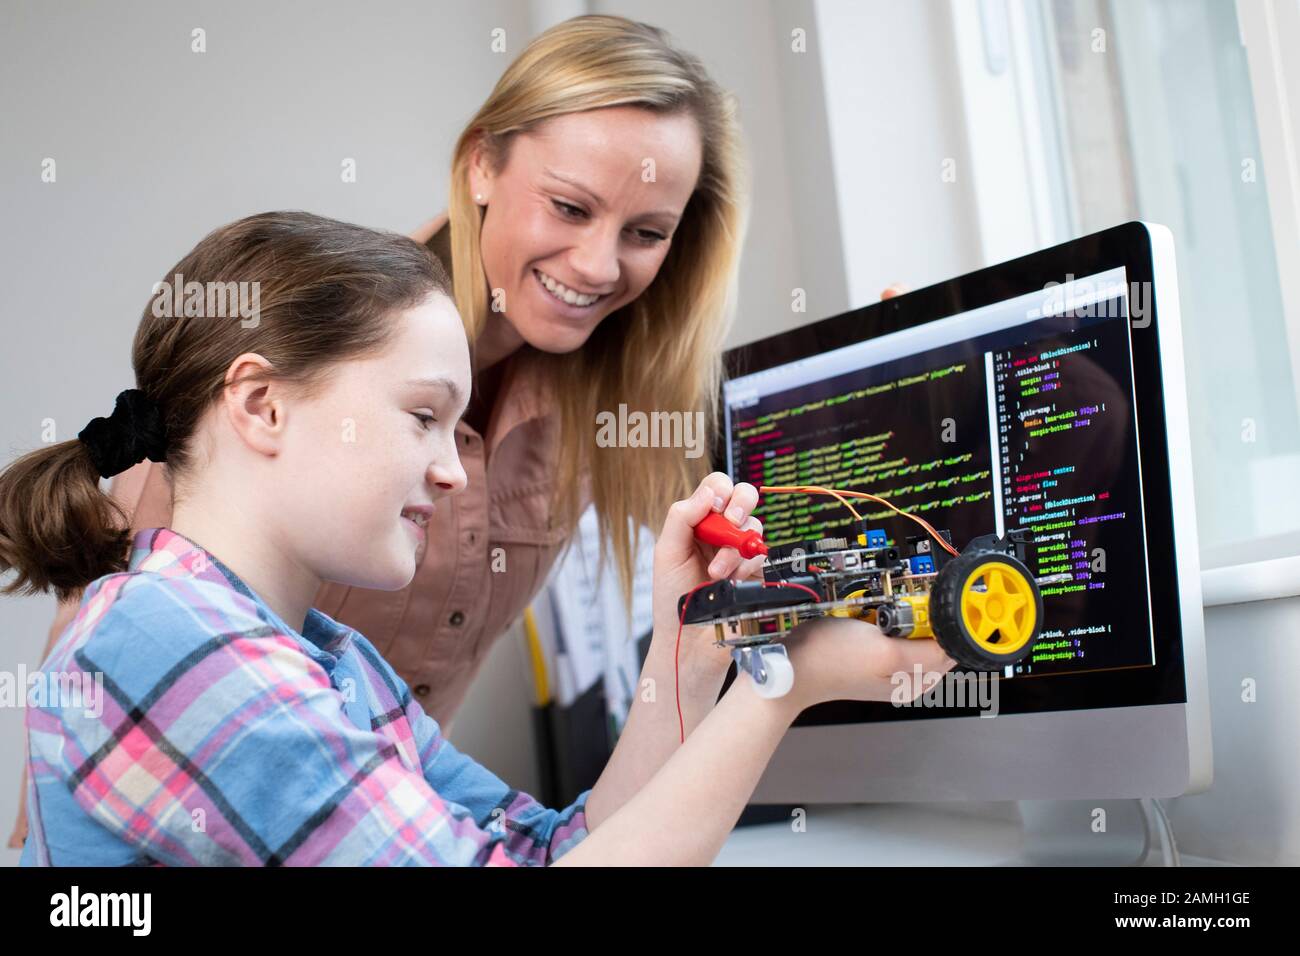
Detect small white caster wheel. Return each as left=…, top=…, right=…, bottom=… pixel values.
left=735, top=645, right=795, bottom=699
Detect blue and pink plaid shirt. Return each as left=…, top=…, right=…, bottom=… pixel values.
left=20, top=527, right=590, bottom=866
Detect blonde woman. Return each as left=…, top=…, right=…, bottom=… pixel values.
left=9, top=14, right=750, bottom=847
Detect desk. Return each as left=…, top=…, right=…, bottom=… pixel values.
left=714, top=802, right=1230, bottom=866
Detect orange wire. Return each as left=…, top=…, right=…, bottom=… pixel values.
left=758, top=484, right=960, bottom=557
left=759, top=483, right=863, bottom=520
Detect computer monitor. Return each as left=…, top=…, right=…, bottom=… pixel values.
left=720, top=222, right=1211, bottom=802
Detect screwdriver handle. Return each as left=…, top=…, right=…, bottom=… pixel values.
left=693, top=510, right=768, bottom=559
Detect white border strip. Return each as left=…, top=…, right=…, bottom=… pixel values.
left=1201, top=555, right=1300, bottom=607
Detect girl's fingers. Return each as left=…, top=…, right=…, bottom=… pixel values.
left=701, top=472, right=735, bottom=510
left=705, top=481, right=760, bottom=578
left=658, top=473, right=735, bottom=562
left=707, top=550, right=737, bottom=579
left=720, top=482, right=759, bottom=526
left=708, top=515, right=764, bottom=580
left=658, top=474, right=763, bottom=579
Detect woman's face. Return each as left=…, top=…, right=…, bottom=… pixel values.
left=470, top=105, right=704, bottom=354
left=283, top=292, right=471, bottom=591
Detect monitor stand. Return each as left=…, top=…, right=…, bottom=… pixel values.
left=1013, top=799, right=1152, bottom=865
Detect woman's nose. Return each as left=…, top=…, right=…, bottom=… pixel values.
left=569, top=226, right=621, bottom=290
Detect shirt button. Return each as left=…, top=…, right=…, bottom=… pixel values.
left=449, top=610, right=465, bottom=627
left=414, top=684, right=431, bottom=697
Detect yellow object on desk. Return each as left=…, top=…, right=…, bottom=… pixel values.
left=522, top=606, right=551, bottom=706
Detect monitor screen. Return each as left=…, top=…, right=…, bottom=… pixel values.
left=721, top=264, right=1188, bottom=724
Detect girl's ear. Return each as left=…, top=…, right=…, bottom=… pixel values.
left=221, top=352, right=284, bottom=457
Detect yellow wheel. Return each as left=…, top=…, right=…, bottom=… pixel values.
left=930, top=551, right=1042, bottom=669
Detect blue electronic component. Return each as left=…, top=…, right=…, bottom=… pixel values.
left=864, top=529, right=888, bottom=549
left=909, top=554, right=936, bottom=575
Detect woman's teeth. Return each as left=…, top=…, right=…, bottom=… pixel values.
left=402, top=510, right=429, bottom=529
left=534, top=268, right=604, bottom=307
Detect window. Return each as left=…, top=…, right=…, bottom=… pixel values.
left=952, top=0, right=1300, bottom=569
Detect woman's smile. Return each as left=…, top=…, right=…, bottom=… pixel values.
left=532, top=267, right=611, bottom=316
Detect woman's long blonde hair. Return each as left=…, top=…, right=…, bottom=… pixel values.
left=447, top=14, right=750, bottom=602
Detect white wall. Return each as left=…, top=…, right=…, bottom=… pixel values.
left=815, top=0, right=984, bottom=308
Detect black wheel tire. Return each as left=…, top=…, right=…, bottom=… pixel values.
left=930, top=550, right=1042, bottom=670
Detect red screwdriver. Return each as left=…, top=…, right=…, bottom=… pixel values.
left=693, top=510, right=768, bottom=559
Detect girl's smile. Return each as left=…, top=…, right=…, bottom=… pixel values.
left=401, top=504, right=433, bottom=541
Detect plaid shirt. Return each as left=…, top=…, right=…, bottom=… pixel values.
left=20, top=527, right=590, bottom=866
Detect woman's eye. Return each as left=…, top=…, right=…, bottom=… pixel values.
left=552, top=199, right=586, bottom=220
left=553, top=197, right=664, bottom=246
left=412, top=412, right=436, bottom=430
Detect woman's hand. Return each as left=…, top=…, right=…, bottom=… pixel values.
left=651, top=473, right=765, bottom=682
left=408, top=211, right=449, bottom=244
left=782, top=617, right=958, bottom=711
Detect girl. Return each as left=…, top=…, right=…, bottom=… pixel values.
left=1, top=212, right=954, bottom=865
left=10, top=17, right=747, bottom=846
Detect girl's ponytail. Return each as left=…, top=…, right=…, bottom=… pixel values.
left=0, top=389, right=168, bottom=602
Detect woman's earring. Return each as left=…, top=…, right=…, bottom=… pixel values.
left=474, top=193, right=485, bottom=205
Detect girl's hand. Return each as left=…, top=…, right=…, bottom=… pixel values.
left=651, top=473, right=765, bottom=678
left=782, top=617, right=959, bottom=711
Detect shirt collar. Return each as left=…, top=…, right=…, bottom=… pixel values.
left=128, top=527, right=355, bottom=664
left=461, top=346, right=551, bottom=458
left=426, top=220, right=551, bottom=457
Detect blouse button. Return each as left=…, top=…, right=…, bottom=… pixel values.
left=414, top=684, right=431, bottom=697
left=449, top=610, right=465, bottom=627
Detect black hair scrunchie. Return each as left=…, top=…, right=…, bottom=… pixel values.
left=77, top=388, right=170, bottom=478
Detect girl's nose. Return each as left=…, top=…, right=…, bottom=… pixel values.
left=430, top=455, right=467, bottom=494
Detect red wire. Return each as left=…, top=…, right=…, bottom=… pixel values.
left=674, top=580, right=714, bottom=744
left=675, top=579, right=822, bottom=743
left=763, top=581, right=822, bottom=602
